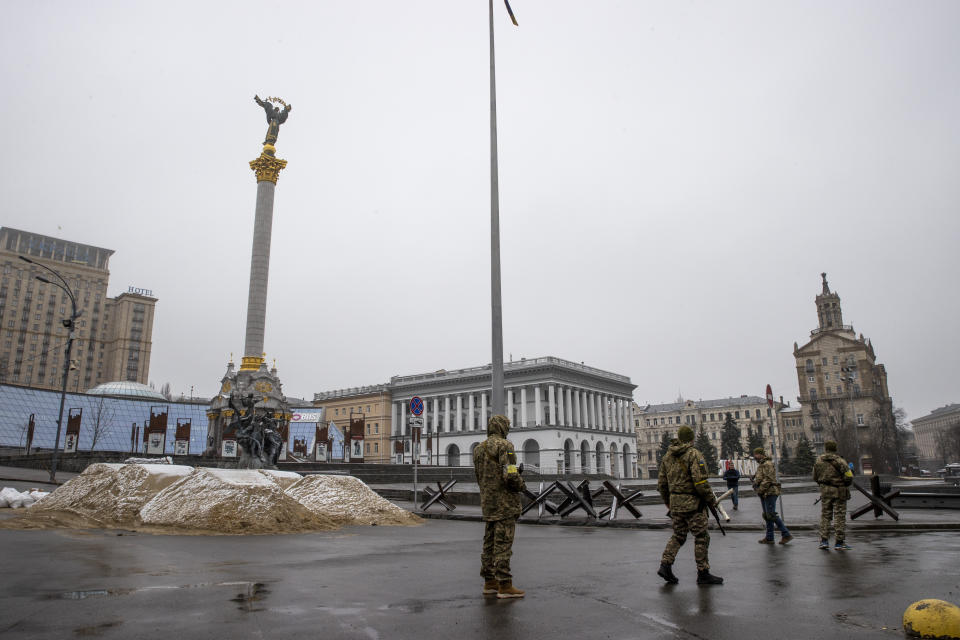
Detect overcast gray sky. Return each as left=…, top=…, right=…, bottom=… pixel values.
left=2, top=1, right=957, bottom=423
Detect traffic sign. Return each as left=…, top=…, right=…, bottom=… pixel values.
left=408, top=416, right=424, bottom=428
left=766, top=384, right=774, bottom=408
left=410, top=396, right=424, bottom=416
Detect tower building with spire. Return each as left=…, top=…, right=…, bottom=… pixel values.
left=793, top=274, right=894, bottom=471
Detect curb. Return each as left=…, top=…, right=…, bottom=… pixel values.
left=415, top=511, right=960, bottom=532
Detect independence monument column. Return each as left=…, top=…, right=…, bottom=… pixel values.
left=203, top=96, right=293, bottom=460
left=243, top=95, right=291, bottom=371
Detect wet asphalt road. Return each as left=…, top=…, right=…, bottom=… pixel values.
left=1, top=519, right=958, bottom=639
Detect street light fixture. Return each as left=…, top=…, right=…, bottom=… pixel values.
left=19, top=255, right=82, bottom=483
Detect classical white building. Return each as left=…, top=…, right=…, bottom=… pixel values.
left=388, top=356, right=638, bottom=478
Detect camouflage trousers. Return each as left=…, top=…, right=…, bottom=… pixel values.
left=819, top=495, right=847, bottom=542
left=661, top=510, right=710, bottom=570
left=481, top=518, right=517, bottom=582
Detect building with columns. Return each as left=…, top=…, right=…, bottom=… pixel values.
left=793, top=273, right=894, bottom=471
left=387, top=356, right=638, bottom=478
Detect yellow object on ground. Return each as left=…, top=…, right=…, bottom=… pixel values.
left=903, top=599, right=960, bottom=639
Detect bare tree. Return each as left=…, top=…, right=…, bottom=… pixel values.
left=88, top=395, right=116, bottom=451
left=160, top=382, right=173, bottom=401
left=822, top=399, right=859, bottom=470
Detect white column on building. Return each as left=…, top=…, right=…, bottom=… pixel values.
left=547, top=384, right=556, bottom=427
left=534, top=385, right=542, bottom=426
left=399, top=401, right=407, bottom=437
left=456, top=395, right=463, bottom=431
left=615, top=398, right=623, bottom=431
left=433, top=397, right=440, bottom=433
left=577, top=389, right=590, bottom=429
left=573, top=388, right=581, bottom=428
left=557, top=385, right=565, bottom=426
left=592, top=393, right=599, bottom=429
left=600, top=394, right=607, bottom=430
left=468, top=393, right=475, bottom=431
left=480, top=391, right=488, bottom=429
left=506, top=388, right=514, bottom=424
left=392, top=401, right=399, bottom=437
left=585, top=392, right=592, bottom=428
left=520, top=387, right=528, bottom=427
left=563, top=387, right=571, bottom=426
left=444, top=396, right=451, bottom=433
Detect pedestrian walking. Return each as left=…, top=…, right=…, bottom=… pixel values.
left=474, top=414, right=526, bottom=598
left=752, top=447, right=792, bottom=544
left=657, top=426, right=724, bottom=586
left=813, top=441, right=854, bottom=551
left=722, top=462, right=741, bottom=510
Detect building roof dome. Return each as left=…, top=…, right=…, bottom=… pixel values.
left=86, top=381, right=167, bottom=401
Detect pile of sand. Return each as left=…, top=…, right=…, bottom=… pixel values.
left=24, top=463, right=194, bottom=529
left=2, top=464, right=419, bottom=535
left=286, top=474, right=421, bottom=526
left=139, top=468, right=337, bottom=534
left=258, top=469, right=303, bottom=490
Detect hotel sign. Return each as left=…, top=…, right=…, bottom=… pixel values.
left=128, top=286, right=154, bottom=296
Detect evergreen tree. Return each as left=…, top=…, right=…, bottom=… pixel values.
left=747, top=427, right=765, bottom=454
left=657, top=431, right=673, bottom=464
left=780, top=441, right=793, bottom=475
left=792, top=435, right=817, bottom=475
left=695, top=426, right=720, bottom=475
left=720, top=412, right=743, bottom=460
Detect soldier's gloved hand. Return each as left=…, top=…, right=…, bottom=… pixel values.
left=518, top=463, right=525, bottom=475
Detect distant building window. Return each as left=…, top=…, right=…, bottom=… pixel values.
left=825, top=373, right=830, bottom=380
left=822, top=357, right=828, bottom=366
left=756, top=409, right=761, bottom=419
left=810, top=390, right=818, bottom=401
left=735, top=411, right=740, bottom=419
left=833, top=356, right=839, bottom=365
left=856, top=414, right=864, bottom=425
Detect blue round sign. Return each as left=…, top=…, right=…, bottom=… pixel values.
left=410, top=396, right=424, bottom=416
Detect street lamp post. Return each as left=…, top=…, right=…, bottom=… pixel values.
left=841, top=366, right=861, bottom=474
left=19, top=256, right=81, bottom=484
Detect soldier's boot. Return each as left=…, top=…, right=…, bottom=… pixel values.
left=834, top=541, right=851, bottom=551
left=657, top=563, right=679, bottom=584
left=482, top=579, right=499, bottom=595
left=696, top=569, right=724, bottom=586
left=497, top=581, right=525, bottom=599
left=758, top=538, right=775, bottom=544
left=818, top=539, right=830, bottom=550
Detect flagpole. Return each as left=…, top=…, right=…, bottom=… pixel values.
left=489, top=0, right=505, bottom=417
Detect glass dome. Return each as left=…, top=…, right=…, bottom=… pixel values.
left=86, top=381, right=167, bottom=401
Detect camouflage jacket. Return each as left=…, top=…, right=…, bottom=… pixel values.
left=473, top=415, right=526, bottom=521
left=814, top=453, right=852, bottom=500
left=657, top=442, right=717, bottom=512
left=753, top=455, right=781, bottom=497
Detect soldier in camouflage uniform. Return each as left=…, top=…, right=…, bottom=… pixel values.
left=752, top=447, right=792, bottom=544
left=656, top=426, right=723, bottom=586
left=474, top=414, right=526, bottom=598
left=813, top=440, right=854, bottom=551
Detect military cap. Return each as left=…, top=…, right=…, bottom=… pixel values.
left=824, top=441, right=838, bottom=452
left=677, top=426, right=694, bottom=442
left=753, top=447, right=765, bottom=456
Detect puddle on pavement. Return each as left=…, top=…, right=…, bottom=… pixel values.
left=52, top=581, right=270, bottom=602
left=231, top=582, right=271, bottom=612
